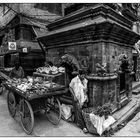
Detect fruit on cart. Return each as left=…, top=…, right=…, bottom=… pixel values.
left=27, top=77, right=34, bottom=83
left=58, top=67, right=65, bottom=73
left=34, top=77, right=43, bottom=84
left=22, top=78, right=28, bottom=83
left=4, top=67, right=14, bottom=71
left=6, top=74, right=64, bottom=99
left=36, top=66, right=65, bottom=75
left=36, top=67, right=50, bottom=74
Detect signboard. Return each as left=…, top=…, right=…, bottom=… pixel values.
left=23, top=48, right=28, bottom=53
left=8, top=42, right=16, bottom=50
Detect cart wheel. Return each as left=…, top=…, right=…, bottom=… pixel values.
left=45, top=97, right=61, bottom=125
left=20, top=100, right=34, bottom=135
left=7, top=91, right=16, bottom=117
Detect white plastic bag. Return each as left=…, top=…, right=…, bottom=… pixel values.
left=103, top=116, right=116, bottom=131
left=90, top=114, right=116, bottom=136
left=90, top=113, right=105, bottom=136
left=61, top=104, right=72, bottom=120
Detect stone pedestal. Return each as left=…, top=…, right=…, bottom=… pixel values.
left=87, top=74, right=118, bottom=112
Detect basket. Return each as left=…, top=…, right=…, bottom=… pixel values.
left=82, top=107, right=98, bottom=135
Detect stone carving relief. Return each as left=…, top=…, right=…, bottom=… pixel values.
left=117, top=52, right=131, bottom=72
left=95, top=63, right=107, bottom=76
left=78, top=56, right=89, bottom=71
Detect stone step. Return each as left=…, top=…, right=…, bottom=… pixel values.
left=132, top=81, right=140, bottom=90
left=111, top=99, right=139, bottom=131
left=132, top=88, right=140, bottom=95
left=132, top=81, right=140, bottom=95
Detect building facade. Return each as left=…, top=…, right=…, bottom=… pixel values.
left=0, top=3, right=62, bottom=75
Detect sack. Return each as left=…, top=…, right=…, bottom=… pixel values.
left=61, top=104, right=72, bottom=120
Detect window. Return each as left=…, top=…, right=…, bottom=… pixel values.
left=15, top=27, right=20, bottom=40
left=22, top=28, right=32, bottom=40
left=11, top=53, right=19, bottom=66
left=0, top=56, right=4, bottom=68
left=120, top=72, right=126, bottom=92
left=4, top=53, right=19, bottom=67
left=21, top=28, right=36, bottom=41
left=4, top=54, right=11, bottom=67
left=0, top=36, right=4, bottom=46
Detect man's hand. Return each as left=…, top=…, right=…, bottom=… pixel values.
left=74, top=97, right=78, bottom=102
left=86, top=96, right=89, bottom=102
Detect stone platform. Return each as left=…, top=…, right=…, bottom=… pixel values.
left=110, top=94, right=140, bottom=132
left=132, top=81, right=140, bottom=95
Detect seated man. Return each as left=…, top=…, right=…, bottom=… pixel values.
left=9, top=61, right=24, bottom=79
left=69, top=69, right=88, bottom=133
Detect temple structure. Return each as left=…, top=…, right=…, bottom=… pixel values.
left=38, top=3, right=140, bottom=112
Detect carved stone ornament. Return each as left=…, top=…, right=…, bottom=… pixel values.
left=118, top=53, right=131, bottom=72
left=96, top=63, right=107, bottom=76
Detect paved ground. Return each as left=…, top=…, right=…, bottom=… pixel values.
left=0, top=92, right=27, bottom=136
left=0, top=91, right=91, bottom=137
left=113, top=112, right=140, bottom=137
left=1, top=88, right=140, bottom=137
left=113, top=94, right=140, bottom=137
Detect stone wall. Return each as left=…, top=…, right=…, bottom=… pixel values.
left=46, top=41, right=133, bottom=74
left=104, top=42, right=132, bottom=73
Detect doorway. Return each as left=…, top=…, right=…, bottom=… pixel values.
left=133, top=55, right=137, bottom=81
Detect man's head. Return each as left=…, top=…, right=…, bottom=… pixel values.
left=78, top=69, right=86, bottom=80
left=15, top=61, right=20, bottom=70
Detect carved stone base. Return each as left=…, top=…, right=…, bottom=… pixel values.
left=87, top=74, right=118, bottom=111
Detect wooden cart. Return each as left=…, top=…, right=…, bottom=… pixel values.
left=4, top=72, right=68, bottom=135
left=0, top=69, right=12, bottom=95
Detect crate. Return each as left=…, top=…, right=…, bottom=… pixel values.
left=82, top=107, right=98, bottom=135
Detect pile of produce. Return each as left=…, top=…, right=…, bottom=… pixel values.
left=94, top=103, right=113, bottom=118
left=6, top=76, right=62, bottom=98
left=36, top=66, right=65, bottom=75
left=4, top=67, right=14, bottom=71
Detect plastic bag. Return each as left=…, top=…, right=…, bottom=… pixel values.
left=90, top=113, right=116, bottom=135
left=103, top=116, right=116, bottom=131
left=90, top=113, right=105, bottom=136
left=61, top=104, right=72, bottom=120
